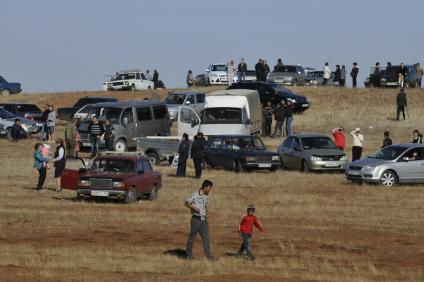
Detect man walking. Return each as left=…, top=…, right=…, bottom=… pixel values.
left=323, top=63, right=331, bottom=86
left=185, top=180, right=217, bottom=261
left=396, top=88, right=407, bottom=121
left=273, top=100, right=286, bottom=137
left=237, top=58, right=247, bottom=82
left=191, top=132, right=205, bottom=178
left=177, top=133, right=190, bottom=177
left=351, top=128, right=364, bottom=161
left=64, top=118, right=78, bottom=157
left=350, top=62, right=359, bottom=88
left=340, top=65, right=347, bottom=87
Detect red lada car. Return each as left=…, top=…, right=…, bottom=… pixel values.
left=61, top=154, right=162, bottom=204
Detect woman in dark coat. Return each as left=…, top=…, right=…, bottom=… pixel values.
left=52, top=138, right=66, bottom=192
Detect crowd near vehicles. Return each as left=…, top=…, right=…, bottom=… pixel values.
left=346, top=144, right=424, bottom=187
left=364, top=65, right=420, bottom=88
left=57, top=96, right=118, bottom=121
left=205, top=64, right=229, bottom=85
left=305, top=71, right=339, bottom=87
left=278, top=133, right=348, bottom=172
left=227, top=81, right=310, bottom=113
left=61, top=154, right=162, bottom=203
left=0, top=75, right=22, bottom=96
left=204, top=135, right=281, bottom=172
left=178, top=89, right=262, bottom=137
left=0, top=103, right=43, bottom=121
left=102, top=70, right=154, bottom=91
left=0, top=107, right=41, bottom=138
left=164, top=92, right=205, bottom=121
left=78, top=100, right=171, bottom=152
left=268, top=65, right=307, bottom=86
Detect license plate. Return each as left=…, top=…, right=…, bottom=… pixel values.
left=302, top=104, right=309, bottom=107
left=258, top=163, right=272, bottom=168
left=325, top=161, right=339, bottom=167
left=91, top=190, right=109, bottom=197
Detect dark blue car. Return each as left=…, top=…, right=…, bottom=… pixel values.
left=204, top=135, right=281, bottom=172
left=0, top=76, right=22, bottom=96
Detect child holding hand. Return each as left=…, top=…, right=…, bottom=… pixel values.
left=236, top=204, right=264, bottom=261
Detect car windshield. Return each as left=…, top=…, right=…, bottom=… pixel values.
left=91, top=158, right=134, bottom=173
left=165, top=94, right=186, bottom=104
left=212, top=65, right=227, bottom=71
left=274, top=66, right=297, bottom=73
left=16, top=104, right=41, bottom=112
left=116, top=73, right=137, bottom=80
left=0, top=108, right=15, bottom=119
left=202, top=108, right=242, bottom=124
left=0, top=76, right=7, bottom=83
left=77, top=105, right=94, bottom=114
left=85, top=107, right=122, bottom=123
left=301, top=137, right=337, bottom=150
left=226, top=136, right=266, bottom=150
left=368, top=146, right=408, bottom=160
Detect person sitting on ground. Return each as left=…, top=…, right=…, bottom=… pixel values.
left=332, top=127, right=346, bottom=150
left=11, top=118, right=26, bottom=141
left=236, top=204, right=264, bottom=261
left=412, top=130, right=423, bottom=144
left=382, top=131, right=393, bottom=148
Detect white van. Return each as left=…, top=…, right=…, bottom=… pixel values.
left=178, top=89, right=262, bottom=137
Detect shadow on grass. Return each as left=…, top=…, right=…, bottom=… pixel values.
left=163, top=248, right=188, bottom=259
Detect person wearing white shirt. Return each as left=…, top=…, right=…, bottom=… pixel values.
left=351, top=128, right=364, bottom=161
left=323, top=62, right=331, bottom=86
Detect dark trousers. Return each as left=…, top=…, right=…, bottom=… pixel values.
left=273, top=120, right=284, bottom=137
left=418, top=79, right=422, bottom=88
left=37, top=167, right=47, bottom=190
left=352, top=77, right=357, bottom=88
left=193, top=158, right=203, bottom=178
left=323, top=78, right=328, bottom=85
left=339, top=79, right=346, bottom=87
left=186, top=216, right=212, bottom=258
left=65, top=139, right=76, bottom=158
left=352, top=146, right=363, bottom=162
left=90, top=135, right=100, bottom=156
left=397, top=105, right=406, bottom=120
left=105, top=139, right=114, bottom=151
left=238, top=233, right=254, bottom=258
left=176, top=157, right=187, bottom=177
left=264, top=118, right=272, bottom=136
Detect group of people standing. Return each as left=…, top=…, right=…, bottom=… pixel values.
left=176, top=132, right=206, bottom=179
left=323, top=62, right=359, bottom=88
left=331, top=127, right=364, bottom=161
left=262, top=99, right=294, bottom=138
left=39, top=104, right=56, bottom=142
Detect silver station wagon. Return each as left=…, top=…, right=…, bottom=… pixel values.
left=346, top=144, right=424, bottom=187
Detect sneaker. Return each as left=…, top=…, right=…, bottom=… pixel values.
left=207, top=256, right=219, bottom=262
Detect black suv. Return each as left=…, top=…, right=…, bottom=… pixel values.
left=364, top=65, right=420, bottom=88
left=57, top=96, right=118, bottom=121
left=227, top=81, right=310, bottom=113
left=204, top=135, right=281, bottom=172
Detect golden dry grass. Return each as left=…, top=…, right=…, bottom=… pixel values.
left=0, top=87, right=424, bottom=282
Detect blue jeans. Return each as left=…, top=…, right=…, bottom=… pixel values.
left=238, top=233, right=254, bottom=258
left=90, top=135, right=100, bottom=156
left=238, top=72, right=245, bottom=82
left=286, top=117, right=293, bottom=136
left=39, top=122, right=47, bottom=141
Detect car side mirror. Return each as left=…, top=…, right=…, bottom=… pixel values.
left=402, top=157, right=409, bottom=162
left=122, top=117, right=128, bottom=126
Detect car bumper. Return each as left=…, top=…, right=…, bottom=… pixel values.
left=309, top=160, right=348, bottom=171
left=77, top=189, right=127, bottom=199
left=380, top=81, right=400, bottom=87
left=345, top=169, right=380, bottom=183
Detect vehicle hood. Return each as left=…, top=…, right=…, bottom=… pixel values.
left=302, top=148, right=345, bottom=157
left=349, top=158, right=389, bottom=168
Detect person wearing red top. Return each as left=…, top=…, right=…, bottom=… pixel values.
left=332, top=127, right=346, bottom=150
left=236, top=204, right=264, bottom=261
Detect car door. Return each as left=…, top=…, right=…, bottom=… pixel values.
left=279, top=137, right=293, bottom=168
left=398, top=148, right=424, bottom=182
left=220, top=137, right=237, bottom=168
left=178, top=106, right=200, bottom=137
left=290, top=137, right=304, bottom=170
left=61, top=158, right=86, bottom=190
left=135, top=160, right=153, bottom=194
left=136, top=106, right=154, bottom=137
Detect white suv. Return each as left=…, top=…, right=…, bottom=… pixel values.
left=205, top=64, right=229, bottom=85
left=103, top=70, right=154, bottom=91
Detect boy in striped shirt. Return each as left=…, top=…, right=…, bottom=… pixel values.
left=236, top=204, right=264, bottom=261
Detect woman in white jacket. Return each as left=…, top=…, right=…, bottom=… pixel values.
left=351, top=128, right=364, bottom=161
left=323, top=62, right=331, bottom=85
left=47, top=105, right=56, bottom=142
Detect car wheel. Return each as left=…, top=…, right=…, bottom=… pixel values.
left=124, top=187, right=137, bottom=204
left=302, top=160, right=310, bottom=173
left=146, top=152, right=160, bottom=166
left=380, top=170, right=397, bottom=187
left=1, top=89, right=10, bottom=96
left=131, top=84, right=136, bottom=91
left=147, top=186, right=158, bottom=201
left=115, top=139, right=127, bottom=152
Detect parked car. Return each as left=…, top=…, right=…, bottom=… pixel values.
left=268, top=65, right=307, bottom=86
left=305, top=71, right=339, bottom=87
left=102, top=70, right=154, bottom=91
left=72, top=104, right=95, bottom=120
left=234, top=70, right=258, bottom=82
left=194, top=74, right=207, bottom=86
left=364, top=65, right=420, bottom=88
left=0, top=75, right=22, bottom=96
left=164, top=92, right=205, bottom=120
left=204, top=135, right=281, bottom=172
left=0, top=107, right=40, bottom=138
left=346, top=144, right=424, bottom=187
left=205, top=64, right=229, bottom=85
left=0, top=102, right=43, bottom=121
left=0, top=124, right=7, bottom=137
left=57, top=96, right=118, bottom=121
left=61, top=154, right=162, bottom=203
left=277, top=133, right=348, bottom=172
left=78, top=100, right=171, bottom=152
left=227, top=81, right=310, bottom=113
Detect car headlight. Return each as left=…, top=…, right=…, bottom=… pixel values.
left=79, top=179, right=90, bottom=187
left=211, top=74, right=218, bottom=78
left=340, top=155, right=347, bottom=161
left=311, top=156, right=322, bottom=161
left=245, top=156, right=255, bottom=161
left=272, top=156, right=280, bottom=161
left=362, top=164, right=378, bottom=171
left=285, top=76, right=293, bottom=80
left=113, top=181, right=124, bottom=188
left=108, top=83, right=112, bottom=87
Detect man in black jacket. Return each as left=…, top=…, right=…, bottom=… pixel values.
left=191, top=132, right=205, bottom=178
left=39, top=104, right=50, bottom=141
left=255, top=59, right=265, bottom=82
left=177, top=133, right=190, bottom=177
left=396, top=88, right=407, bottom=121
left=237, top=58, right=247, bottom=82
left=103, top=119, right=115, bottom=151
left=263, top=102, right=273, bottom=137
left=382, top=131, right=393, bottom=148
left=273, top=100, right=286, bottom=137
left=350, top=62, right=359, bottom=88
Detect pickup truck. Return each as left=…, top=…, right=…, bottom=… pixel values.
left=57, top=96, right=118, bottom=121
left=0, top=76, right=22, bottom=96
left=136, top=136, right=184, bottom=165
left=61, top=153, right=162, bottom=204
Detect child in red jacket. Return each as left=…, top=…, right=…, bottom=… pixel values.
left=236, top=204, right=264, bottom=260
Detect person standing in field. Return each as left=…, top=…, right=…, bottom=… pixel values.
left=236, top=204, right=264, bottom=261
left=255, top=59, right=265, bottom=82
left=340, top=65, right=347, bottom=87
left=397, top=63, right=408, bottom=88
left=88, top=116, right=104, bottom=157
left=263, top=101, right=273, bottom=137
left=323, top=62, right=331, bottom=86
left=186, top=70, right=195, bottom=87
left=373, top=62, right=382, bottom=87
left=416, top=63, right=423, bottom=88
left=412, top=130, right=422, bottom=144
left=237, top=58, right=247, bottom=82
left=152, top=69, right=159, bottom=84
left=274, top=58, right=284, bottom=71
left=103, top=119, right=115, bottom=151
left=350, top=62, right=359, bottom=88
left=39, top=104, right=50, bottom=141
left=285, top=99, right=294, bottom=136
left=34, top=143, right=50, bottom=192
left=177, top=133, right=190, bottom=177
left=51, top=138, right=66, bottom=192
left=185, top=180, right=217, bottom=261
left=382, top=131, right=393, bottom=148
left=47, top=105, right=56, bottom=142
left=64, top=118, right=78, bottom=158
left=273, top=100, right=286, bottom=138
left=145, top=70, right=153, bottom=81
left=396, top=88, right=407, bottom=121
left=332, top=127, right=346, bottom=150
left=191, top=132, right=205, bottom=178
left=334, top=65, right=341, bottom=85
left=263, top=60, right=270, bottom=80
left=351, top=128, right=364, bottom=161
left=227, top=60, right=237, bottom=86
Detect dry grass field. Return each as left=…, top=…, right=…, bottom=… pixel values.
left=0, top=87, right=424, bottom=282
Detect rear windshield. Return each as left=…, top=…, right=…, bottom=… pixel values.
left=202, top=108, right=242, bottom=124
left=91, top=158, right=134, bottom=173
left=274, top=66, right=297, bottom=73
left=16, top=104, right=41, bottom=113
left=301, top=137, right=337, bottom=150
left=165, top=94, right=186, bottom=104
left=223, top=136, right=266, bottom=150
